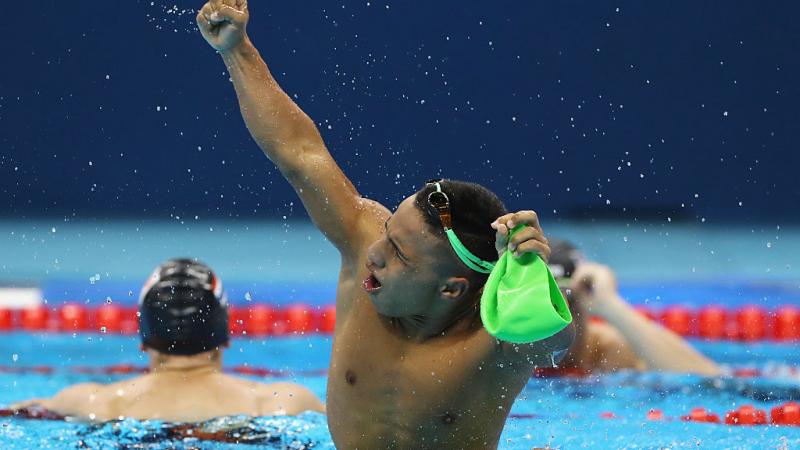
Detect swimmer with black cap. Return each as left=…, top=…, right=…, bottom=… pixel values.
left=198, top=2, right=574, bottom=448
left=548, top=240, right=721, bottom=376
left=11, top=258, right=324, bottom=422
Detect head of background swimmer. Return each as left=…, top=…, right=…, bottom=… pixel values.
left=364, top=179, right=507, bottom=320
left=547, top=238, right=584, bottom=285
left=138, top=258, right=230, bottom=357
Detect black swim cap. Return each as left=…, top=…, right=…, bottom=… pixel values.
left=139, top=258, right=229, bottom=355
left=548, top=239, right=584, bottom=280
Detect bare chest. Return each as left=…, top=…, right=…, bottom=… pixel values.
left=326, top=297, right=532, bottom=449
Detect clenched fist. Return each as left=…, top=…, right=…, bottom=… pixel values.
left=197, top=0, right=249, bottom=53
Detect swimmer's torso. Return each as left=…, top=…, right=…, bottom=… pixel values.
left=327, top=235, right=543, bottom=449
left=41, top=373, right=313, bottom=422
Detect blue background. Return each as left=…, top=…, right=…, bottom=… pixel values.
left=1, top=1, right=797, bottom=222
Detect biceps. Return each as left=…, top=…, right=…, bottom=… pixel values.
left=289, top=152, right=388, bottom=255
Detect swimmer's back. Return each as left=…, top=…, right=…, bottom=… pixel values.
left=42, top=372, right=322, bottom=422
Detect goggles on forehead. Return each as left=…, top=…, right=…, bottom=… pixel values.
left=426, top=179, right=496, bottom=274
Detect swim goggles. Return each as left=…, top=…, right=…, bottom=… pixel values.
left=426, top=179, right=497, bottom=274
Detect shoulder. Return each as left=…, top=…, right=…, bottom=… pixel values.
left=256, top=382, right=324, bottom=415
left=53, top=382, right=105, bottom=401
left=46, top=382, right=108, bottom=417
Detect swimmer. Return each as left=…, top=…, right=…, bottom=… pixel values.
left=548, top=240, right=721, bottom=376
left=198, top=2, right=574, bottom=449
left=11, top=258, right=323, bottom=422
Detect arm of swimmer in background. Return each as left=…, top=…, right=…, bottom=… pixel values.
left=571, top=263, right=722, bottom=377
left=197, top=1, right=386, bottom=263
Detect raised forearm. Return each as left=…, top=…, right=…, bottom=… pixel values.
left=599, top=296, right=721, bottom=376
left=220, top=38, right=324, bottom=177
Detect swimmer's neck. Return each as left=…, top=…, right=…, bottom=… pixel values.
left=389, top=294, right=482, bottom=341
left=147, top=349, right=223, bottom=374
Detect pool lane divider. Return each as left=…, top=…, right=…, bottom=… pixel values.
left=3, top=402, right=798, bottom=427
left=0, top=303, right=798, bottom=341
left=510, top=402, right=800, bottom=427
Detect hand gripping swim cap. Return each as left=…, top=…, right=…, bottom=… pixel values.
left=480, top=226, right=572, bottom=344
left=139, top=258, right=229, bottom=355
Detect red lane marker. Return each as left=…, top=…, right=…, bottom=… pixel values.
left=736, top=306, right=767, bottom=341
left=0, top=308, right=12, bottom=330
left=725, top=405, right=768, bottom=425
left=682, top=407, right=720, bottom=424
left=59, top=303, right=89, bottom=332
left=661, top=306, right=693, bottom=336
left=95, top=304, right=123, bottom=333
left=698, top=305, right=727, bottom=340
left=3, top=303, right=800, bottom=342
left=246, top=305, right=275, bottom=336
left=318, top=305, right=336, bottom=334
left=773, top=306, right=800, bottom=341
left=285, top=304, right=312, bottom=334
left=21, top=307, right=49, bottom=331
left=771, top=401, right=800, bottom=426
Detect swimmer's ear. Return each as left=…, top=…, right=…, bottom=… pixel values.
left=440, top=277, right=470, bottom=301
left=139, top=344, right=146, bottom=353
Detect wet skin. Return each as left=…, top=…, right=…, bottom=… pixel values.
left=325, top=197, right=564, bottom=450
left=196, top=2, right=573, bottom=447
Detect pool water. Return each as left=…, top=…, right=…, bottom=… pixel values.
left=1, top=333, right=799, bottom=449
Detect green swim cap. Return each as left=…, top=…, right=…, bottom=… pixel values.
left=480, top=225, right=572, bottom=343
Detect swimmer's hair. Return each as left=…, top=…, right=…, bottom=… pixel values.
left=414, top=179, right=508, bottom=287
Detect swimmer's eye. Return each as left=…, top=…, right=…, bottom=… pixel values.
left=385, top=219, right=409, bottom=264
left=392, top=244, right=409, bottom=264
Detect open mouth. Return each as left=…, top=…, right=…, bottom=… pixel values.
left=362, top=272, right=383, bottom=293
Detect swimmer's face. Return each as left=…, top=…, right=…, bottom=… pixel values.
left=364, top=195, right=470, bottom=318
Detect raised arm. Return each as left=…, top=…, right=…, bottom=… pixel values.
left=571, top=263, right=721, bottom=376
left=197, top=1, right=383, bottom=260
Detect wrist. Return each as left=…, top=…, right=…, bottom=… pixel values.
left=219, top=35, right=253, bottom=59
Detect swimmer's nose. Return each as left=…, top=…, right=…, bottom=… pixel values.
left=366, top=244, right=385, bottom=270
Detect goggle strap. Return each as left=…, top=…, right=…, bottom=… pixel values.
left=431, top=180, right=496, bottom=274
left=446, top=229, right=495, bottom=274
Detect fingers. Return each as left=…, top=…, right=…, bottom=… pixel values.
left=491, top=210, right=548, bottom=259
left=197, top=0, right=247, bottom=26
left=224, top=0, right=249, bottom=11
left=507, top=226, right=545, bottom=251
left=493, top=210, right=541, bottom=231
left=493, top=221, right=510, bottom=254
left=197, top=3, right=215, bottom=31
left=513, top=240, right=551, bottom=261
left=218, top=3, right=248, bottom=23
